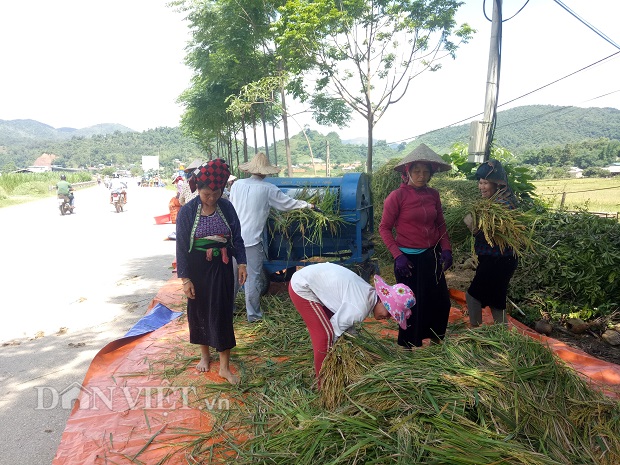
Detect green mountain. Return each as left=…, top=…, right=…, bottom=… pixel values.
left=0, top=119, right=134, bottom=144
left=2, top=105, right=619, bottom=174
left=408, top=105, right=620, bottom=155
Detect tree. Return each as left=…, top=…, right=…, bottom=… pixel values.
left=276, top=0, right=473, bottom=174
left=173, top=0, right=275, bottom=165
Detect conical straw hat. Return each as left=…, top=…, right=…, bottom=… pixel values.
left=184, top=159, right=203, bottom=171
left=394, top=143, right=451, bottom=173
left=239, top=152, right=281, bottom=175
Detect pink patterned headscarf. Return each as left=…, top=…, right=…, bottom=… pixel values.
left=374, top=275, right=416, bottom=330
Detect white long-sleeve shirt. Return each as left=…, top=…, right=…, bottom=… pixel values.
left=290, top=263, right=377, bottom=338
left=229, top=175, right=310, bottom=247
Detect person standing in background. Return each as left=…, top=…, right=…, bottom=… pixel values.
left=229, top=152, right=315, bottom=323
left=379, top=143, right=453, bottom=348
left=465, top=159, right=519, bottom=326
left=178, top=159, right=203, bottom=206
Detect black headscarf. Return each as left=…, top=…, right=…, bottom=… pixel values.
left=475, top=159, right=518, bottom=208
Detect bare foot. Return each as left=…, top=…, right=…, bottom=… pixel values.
left=219, top=367, right=240, bottom=385
left=196, top=357, right=210, bottom=372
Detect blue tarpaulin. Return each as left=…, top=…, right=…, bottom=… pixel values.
left=124, top=303, right=182, bottom=338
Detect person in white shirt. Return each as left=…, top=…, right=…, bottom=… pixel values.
left=229, top=152, right=315, bottom=322
left=289, top=262, right=415, bottom=386
left=108, top=176, right=128, bottom=204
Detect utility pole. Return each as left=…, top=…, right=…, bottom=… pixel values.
left=468, top=0, right=502, bottom=163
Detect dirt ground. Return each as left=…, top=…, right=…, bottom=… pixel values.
left=444, top=266, right=620, bottom=367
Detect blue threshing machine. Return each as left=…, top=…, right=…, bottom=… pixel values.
left=260, top=172, right=378, bottom=288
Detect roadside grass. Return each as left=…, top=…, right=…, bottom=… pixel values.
left=533, top=177, right=620, bottom=213
left=0, top=196, right=44, bottom=208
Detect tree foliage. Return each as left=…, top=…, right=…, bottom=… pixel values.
left=275, top=0, right=474, bottom=173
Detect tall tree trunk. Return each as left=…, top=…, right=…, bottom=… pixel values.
left=326, top=140, right=330, bottom=177
left=280, top=85, right=293, bottom=177
left=227, top=127, right=233, bottom=167
left=260, top=102, right=270, bottom=162
left=366, top=118, right=373, bottom=175
left=241, top=114, right=248, bottom=163
left=302, top=128, right=317, bottom=176
left=234, top=129, right=240, bottom=175
left=251, top=109, right=258, bottom=154
left=272, top=121, right=278, bottom=167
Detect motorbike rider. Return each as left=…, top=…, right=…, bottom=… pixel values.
left=109, top=175, right=128, bottom=204
left=56, top=174, right=75, bottom=208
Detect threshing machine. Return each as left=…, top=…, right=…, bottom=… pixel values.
left=259, top=172, right=377, bottom=290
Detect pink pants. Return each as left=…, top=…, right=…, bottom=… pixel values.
left=288, top=282, right=334, bottom=384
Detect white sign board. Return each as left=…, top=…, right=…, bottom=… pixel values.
left=142, top=156, right=160, bottom=172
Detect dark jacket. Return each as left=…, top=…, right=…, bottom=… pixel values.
left=175, top=196, right=247, bottom=279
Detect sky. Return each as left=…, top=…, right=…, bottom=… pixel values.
left=1, top=0, right=619, bottom=145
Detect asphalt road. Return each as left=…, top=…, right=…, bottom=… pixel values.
left=0, top=183, right=178, bottom=465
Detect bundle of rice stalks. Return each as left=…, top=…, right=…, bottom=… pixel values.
left=232, top=326, right=620, bottom=465
left=468, top=197, right=534, bottom=256
left=269, top=187, right=347, bottom=249
left=319, top=332, right=388, bottom=410
left=443, top=203, right=475, bottom=247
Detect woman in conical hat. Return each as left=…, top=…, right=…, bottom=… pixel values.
left=379, top=143, right=453, bottom=348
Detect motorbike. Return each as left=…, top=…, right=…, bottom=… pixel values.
left=58, top=194, right=74, bottom=215
left=111, top=190, right=126, bottom=213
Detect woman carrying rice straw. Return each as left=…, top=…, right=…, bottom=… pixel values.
left=464, top=159, right=519, bottom=326
left=379, top=143, right=453, bottom=348
left=288, top=262, right=415, bottom=387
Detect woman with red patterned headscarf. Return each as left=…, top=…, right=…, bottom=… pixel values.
left=176, top=159, right=248, bottom=384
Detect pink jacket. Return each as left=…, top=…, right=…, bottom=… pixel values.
left=379, top=184, right=451, bottom=259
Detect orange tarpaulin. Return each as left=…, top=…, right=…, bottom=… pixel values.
left=52, top=282, right=620, bottom=464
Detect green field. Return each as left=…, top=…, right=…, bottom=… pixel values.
left=533, top=177, right=620, bottom=214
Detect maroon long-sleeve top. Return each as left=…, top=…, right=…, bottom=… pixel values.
left=379, top=183, right=451, bottom=259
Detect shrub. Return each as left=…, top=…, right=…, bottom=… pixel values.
left=12, top=181, right=50, bottom=196
left=511, top=210, right=620, bottom=318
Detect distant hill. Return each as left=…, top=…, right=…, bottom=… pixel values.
left=0, top=119, right=134, bottom=144
left=1, top=105, right=619, bottom=173
left=408, top=105, right=620, bottom=155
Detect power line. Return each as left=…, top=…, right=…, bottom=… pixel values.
left=387, top=51, right=620, bottom=145
left=552, top=0, right=620, bottom=50
left=496, top=88, right=620, bottom=130
left=388, top=1, right=620, bottom=146
left=496, top=51, right=620, bottom=109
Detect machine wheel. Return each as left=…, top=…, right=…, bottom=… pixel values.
left=354, top=259, right=379, bottom=283
left=60, top=206, right=66, bottom=216
left=115, top=203, right=121, bottom=213
left=270, top=267, right=296, bottom=283
left=258, top=267, right=270, bottom=296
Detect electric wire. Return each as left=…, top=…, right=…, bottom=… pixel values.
left=552, top=0, right=620, bottom=50
left=389, top=1, right=620, bottom=146
left=483, top=0, right=531, bottom=22
left=496, top=88, right=620, bottom=130
left=387, top=51, right=620, bottom=145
